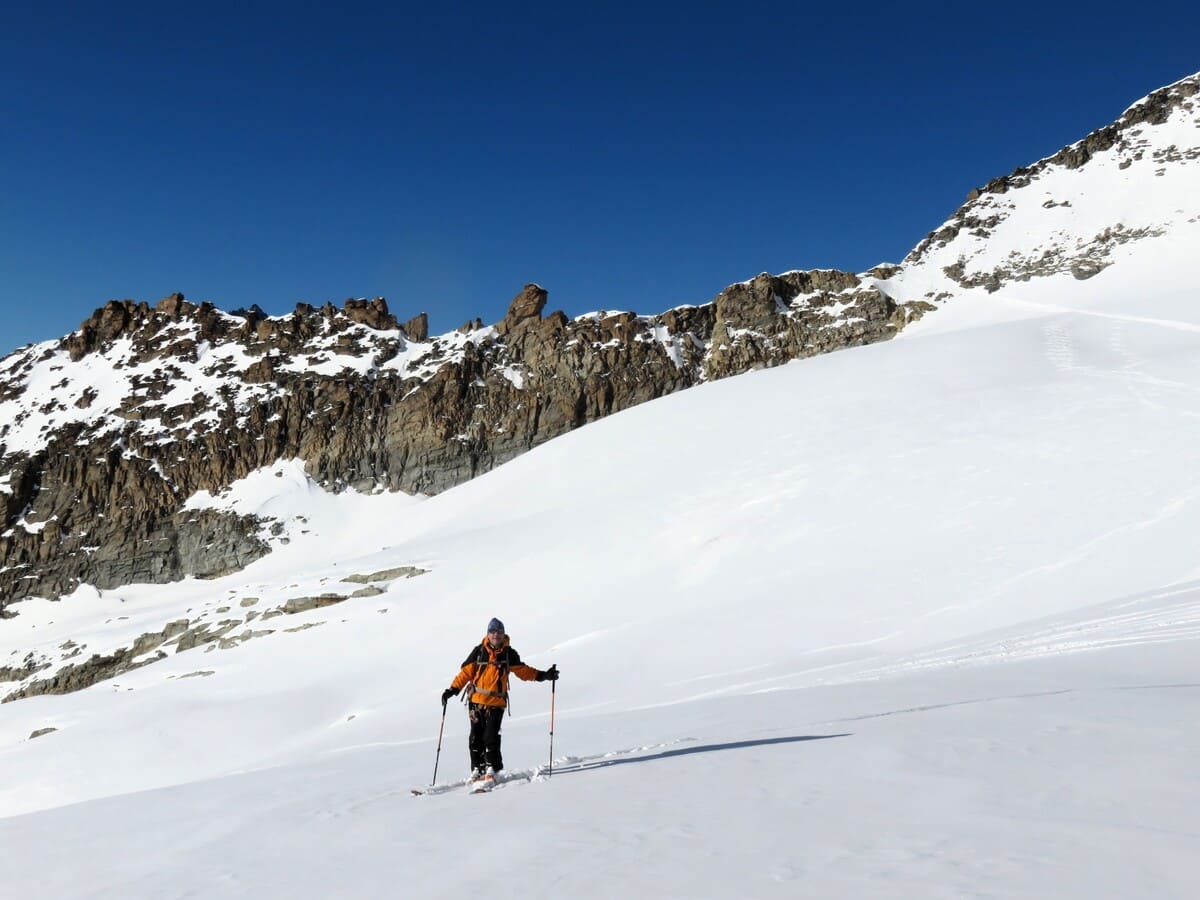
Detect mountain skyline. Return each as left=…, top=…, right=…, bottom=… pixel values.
left=2, top=3, right=1197, bottom=353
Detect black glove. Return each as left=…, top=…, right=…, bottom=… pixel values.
left=538, top=664, right=559, bottom=682
left=441, top=687, right=458, bottom=706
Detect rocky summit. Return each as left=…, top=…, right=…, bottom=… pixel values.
left=1, top=70, right=1198, bottom=605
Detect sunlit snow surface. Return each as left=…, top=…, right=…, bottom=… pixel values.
left=3, top=81, right=1200, bottom=895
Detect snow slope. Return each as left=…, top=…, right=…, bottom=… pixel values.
left=1, top=75, right=1199, bottom=897
left=876, top=70, right=1200, bottom=314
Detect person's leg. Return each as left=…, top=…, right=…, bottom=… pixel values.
left=484, top=706, right=505, bottom=772
left=468, top=704, right=487, bottom=772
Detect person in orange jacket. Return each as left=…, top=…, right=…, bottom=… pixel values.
left=441, top=617, right=558, bottom=783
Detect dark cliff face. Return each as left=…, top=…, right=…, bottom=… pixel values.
left=0, top=276, right=927, bottom=602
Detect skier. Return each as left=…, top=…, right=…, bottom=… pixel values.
left=441, top=617, right=558, bottom=786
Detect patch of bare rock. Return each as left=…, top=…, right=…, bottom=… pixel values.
left=1, top=565, right=428, bottom=704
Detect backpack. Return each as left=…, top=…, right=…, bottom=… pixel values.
left=462, top=643, right=511, bottom=713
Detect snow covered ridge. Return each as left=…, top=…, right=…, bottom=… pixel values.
left=0, top=296, right=428, bottom=460
left=1, top=69, right=1198, bottom=603
left=890, top=71, right=1200, bottom=302
left=0, top=280, right=907, bottom=466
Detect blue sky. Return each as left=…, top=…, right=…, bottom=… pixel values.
left=1, top=1, right=1195, bottom=353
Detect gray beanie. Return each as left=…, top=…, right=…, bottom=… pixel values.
left=487, top=617, right=505, bottom=634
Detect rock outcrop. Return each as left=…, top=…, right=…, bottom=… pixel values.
left=0, top=565, right=428, bottom=701
left=0, top=274, right=924, bottom=601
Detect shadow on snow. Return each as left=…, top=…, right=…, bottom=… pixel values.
left=550, top=733, right=850, bottom=776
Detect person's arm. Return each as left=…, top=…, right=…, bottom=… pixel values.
left=442, top=660, right=476, bottom=703
left=449, top=665, right=474, bottom=691
left=508, top=649, right=557, bottom=682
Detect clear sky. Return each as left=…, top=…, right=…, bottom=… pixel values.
left=1, top=1, right=1195, bottom=354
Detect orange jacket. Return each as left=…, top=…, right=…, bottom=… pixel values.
left=450, top=635, right=541, bottom=708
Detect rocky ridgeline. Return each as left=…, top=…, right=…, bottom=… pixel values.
left=0, top=274, right=926, bottom=602
left=902, top=73, right=1199, bottom=293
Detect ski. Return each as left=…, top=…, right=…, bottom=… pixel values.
left=411, top=774, right=492, bottom=796
left=410, top=781, right=464, bottom=796
left=413, top=769, right=536, bottom=797
left=470, top=773, right=496, bottom=793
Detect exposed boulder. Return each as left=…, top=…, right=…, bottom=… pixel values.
left=343, top=566, right=428, bottom=583
left=342, top=298, right=398, bottom=331
left=3, top=648, right=167, bottom=703
left=497, top=283, right=548, bottom=335
left=402, top=313, right=429, bottom=342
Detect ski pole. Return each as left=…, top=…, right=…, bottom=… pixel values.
left=548, top=677, right=556, bottom=777
left=431, top=701, right=448, bottom=786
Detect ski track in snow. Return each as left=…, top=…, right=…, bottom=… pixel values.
left=829, top=581, right=1200, bottom=684
left=818, top=682, right=1200, bottom=726
left=1023, top=298, right=1200, bottom=335
left=644, top=580, right=1200, bottom=705
left=354, top=739, right=699, bottom=805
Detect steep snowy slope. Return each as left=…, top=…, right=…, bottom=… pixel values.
left=878, top=71, right=1200, bottom=313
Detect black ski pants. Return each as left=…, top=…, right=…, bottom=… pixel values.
left=468, top=703, right=505, bottom=772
